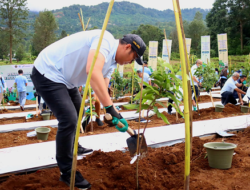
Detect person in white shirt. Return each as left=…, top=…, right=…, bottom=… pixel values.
left=221, top=72, right=246, bottom=105
left=137, top=70, right=151, bottom=88
left=0, top=75, right=7, bottom=105
left=190, top=59, right=202, bottom=111
left=30, top=29, right=146, bottom=189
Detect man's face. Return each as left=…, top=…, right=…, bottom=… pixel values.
left=137, top=72, right=142, bottom=78
left=240, top=77, right=246, bottom=82
left=117, top=44, right=139, bottom=65
left=233, top=75, right=239, bottom=81
left=197, top=61, right=202, bottom=67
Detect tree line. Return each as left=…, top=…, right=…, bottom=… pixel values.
left=0, top=0, right=249, bottom=64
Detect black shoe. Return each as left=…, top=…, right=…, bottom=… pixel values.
left=60, top=170, right=91, bottom=190
left=168, top=111, right=172, bottom=115
left=20, top=106, right=24, bottom=111
left=78, top=143, right=93, bottom=156
left=96, top=118, right=104, bottom=126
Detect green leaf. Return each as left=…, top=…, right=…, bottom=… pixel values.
left=123, top=104, right=138, bottom=110
left=155, top=101, right=167, bottom=108
left=142, top=94, right=155, bottom=100
left=160, top=113, right=170, bottom=124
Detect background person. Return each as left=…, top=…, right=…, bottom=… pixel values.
left=139, top=61, right=152, bottom=76
left=233, top=75, right=248, bottom=99
left=0, top=75, right=7, bottom=105
left=220, top=66, right=228, bottom=89
left=15, top=70, right=28, bottom=111
left=221, top=72, right=246, bottom=105
left=137, top=70, right=151, bottom=88
left=190, top=59, right=202, bottom=111
left=31, top=29, right=146, bottom=189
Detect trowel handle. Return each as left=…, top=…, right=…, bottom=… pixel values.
left=104, top=113, right=134, bottom=136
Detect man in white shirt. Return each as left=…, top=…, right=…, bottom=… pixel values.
left=190, top=59, right=202, bottom=111
left=137, top=70, right=151, bottom=88
left=221, top=72, right=246, bottom=105
left=30, top=29, right=146, bottom=189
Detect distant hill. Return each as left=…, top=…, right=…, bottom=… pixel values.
left=27, top=1, right=210, bottom=38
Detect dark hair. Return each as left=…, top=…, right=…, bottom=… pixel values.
left=18, top=69, right=23, bottom=74
left=119, top=39, right=128, bottom=45
left=215, top=68, right=219, bottom=72
left=137, top=70, right=141, bottom=74
left=143, top=61, right=148, bottom=65
left=225, top=66, right=228, bottom=68
left=240, top=75, right=247, bottom=78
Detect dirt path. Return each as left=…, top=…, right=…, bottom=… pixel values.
left=1, top=127, right=250, bottom=189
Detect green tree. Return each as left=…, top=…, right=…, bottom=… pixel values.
left=228, top=0, right=250, bottom=51
left=187, top=12, right=208, bottom=55
left=58, top=30, right=67, bottom=40
left=15, top=44, right=25, bottom=61
left=0, top=0, right=29, bottom=63
left=32, top=10, right=58, bottom=54
left=206, top=0, right=229, bottom=57
left=131, top=24, right=164, bottom=56
left=0, top=30, right=9, bottom=59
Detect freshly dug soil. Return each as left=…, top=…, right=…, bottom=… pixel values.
left=113, top=97, right=131, bottom=103
left=0, top=104, right=249, bottom=149
left=0, top=115, right=56, bottom=125
left=1, top=127, right=250, bottom=189
left=8, top=100, right=36, bottom=106
left=0, top=108, right=36, bottom=114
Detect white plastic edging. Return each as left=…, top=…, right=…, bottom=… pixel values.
left=0, top=114, right=249, bottom=175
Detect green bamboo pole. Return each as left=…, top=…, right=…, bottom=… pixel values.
left=172, top=0, right=191, bottom=189
left=70, top=1, right=114, bottom=189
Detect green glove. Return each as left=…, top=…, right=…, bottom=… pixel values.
left=243, top=81, right=246, bottom=85
left=111, top=117, right=128, bottom=132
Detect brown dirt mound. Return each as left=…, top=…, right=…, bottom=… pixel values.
left=0, top=108, right=36, bottom=114
left=0, top=115, right=56, bottom=125
left=1, top=128, right=250, bottom=189
left=8, top=100, right=36, bottom=106
left=113, top=97, right=131, bottom=103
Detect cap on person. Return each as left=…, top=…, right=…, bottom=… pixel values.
left=122, top=34, right=146, bottom=65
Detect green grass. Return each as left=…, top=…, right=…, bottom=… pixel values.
left=0, top=60, right=34, bottom=65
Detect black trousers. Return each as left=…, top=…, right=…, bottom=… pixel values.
left=220, top=78, right=227, bottom=89
left=31, top=67, right=82, bottom=173
left=191, top=85, right=199, bottom=102
left=221, top=91, right=237, bottom=105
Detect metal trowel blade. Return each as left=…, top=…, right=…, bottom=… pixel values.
left=126, top=133, right=147, bottom=157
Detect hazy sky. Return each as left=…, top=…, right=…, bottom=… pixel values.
left=27, top=0, right=215, bottom=12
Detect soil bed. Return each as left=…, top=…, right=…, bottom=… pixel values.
left=1, top=127, right=250, bottom=189
left=7, top=100, right=36, bottom=106
left=0, top=104, right=249, bottom=149
left=0, top=115, right=56, bottom=125
left=0, top=108, right=36, bottom=114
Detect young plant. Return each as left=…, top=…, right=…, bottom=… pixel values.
left=195, top=63, right=219, bottom=92
left=111, top=70, right=128, bottom=100
left=123, top=62, right=183, bottom=125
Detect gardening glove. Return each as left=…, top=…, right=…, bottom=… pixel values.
left=104, top=105, right=128, bottom=132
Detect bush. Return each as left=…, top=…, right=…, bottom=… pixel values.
left=15, top=45, right=25, bottom=61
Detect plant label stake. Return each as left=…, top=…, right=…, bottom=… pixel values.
left=210, top=90, right=215, bottom=107
left=104, top=113, right=148, bottom=158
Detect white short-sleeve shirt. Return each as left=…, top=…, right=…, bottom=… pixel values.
left=34, top=29, right=118, bottom=89
left=142, top=73, right=151, bottom=84
left=221, top=77, right=238, bottom=94
left=190, top=64, right=198, bottom=86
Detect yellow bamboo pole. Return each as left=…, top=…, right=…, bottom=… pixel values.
left=78, top=13, right=84, bottom=31
left=172, top=0, right=191, bottom=189
left=88, top=86, right=93, bottom=131
left=80, top=8, right=85, bottom=29
left=229, top=56, right=232, bottom=75
left=85, top=18, right=91, bottom=30
left=70, top=1, right=114, bottom=189
left=131, top=63, right=135, bottom=104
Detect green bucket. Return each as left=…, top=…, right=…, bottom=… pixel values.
left=215, top=104, right=224, bottom=112
left=41, top=113, right=51, bottom=120
left=241, top=106, right=250, bottom=113
left=204, top=142, right=237, bottom=169
left=35, top=127, right=51, bottom=140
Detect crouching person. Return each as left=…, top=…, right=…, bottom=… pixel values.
left=221, top=72, right=246, bottom=106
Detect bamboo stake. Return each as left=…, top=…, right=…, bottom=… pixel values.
left=85, top=18, right=91, bottom=30
left=80, top=8, right=85, bottom=29
left=229, top=56, right=232, bottom=75
left=172, top=1, right=191, bottom=189
left=70, top=1, right=114, bottom=189
left=89, top=86, right=93, bottom=132
left=210, top=90, right=215, bottom=107
left=78, top=13, right=84, bottom=31
left=131, top=63, right=135, bottom=104
left=136, top=65, right=145, bottom=190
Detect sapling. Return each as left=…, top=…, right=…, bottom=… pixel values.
left=124, top=62, right=184, bottom=126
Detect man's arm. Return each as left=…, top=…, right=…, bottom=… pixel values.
left=104, top=78, right=110, bottom=88
left=86, top=50, right=112, bottom=107
left=235, top=88, right=246, bottom=95
left=149, top=79, right=152, bottom=86
left=238, top=91, right=243, bottom=105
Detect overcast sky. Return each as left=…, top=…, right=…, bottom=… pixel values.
left=27, top=0, right=215, bottom=12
